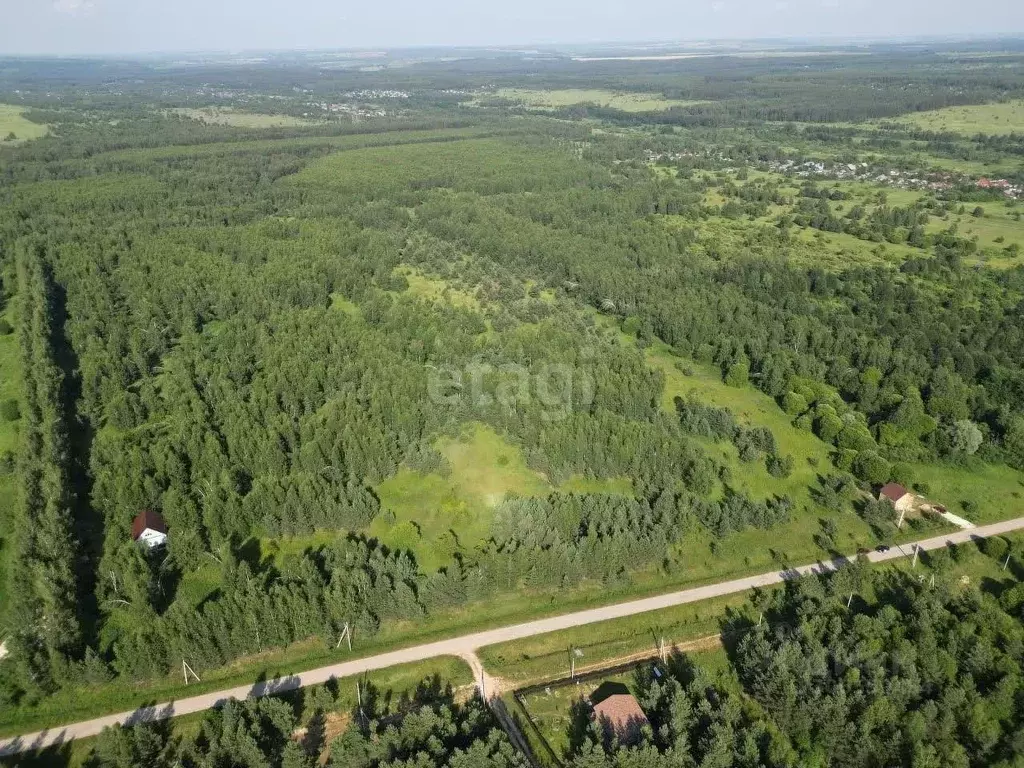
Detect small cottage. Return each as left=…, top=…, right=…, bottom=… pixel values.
left=132, top=509, right=168, bottom=549
left=878, top=483, right=916, bottom=513
left=591, top=683, right=649, bottom=746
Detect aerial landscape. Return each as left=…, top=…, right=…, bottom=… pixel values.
left=1, top=1, right=1024, bottom=766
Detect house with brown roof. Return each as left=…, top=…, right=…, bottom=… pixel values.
left=591, top=682, right=649, bottom=746
left=878, top=483, right=916, bottom=513
left=132, top=509, right=168, bottom=549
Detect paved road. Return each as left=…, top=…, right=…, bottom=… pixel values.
left=3, top=516, right=1022, bottom=756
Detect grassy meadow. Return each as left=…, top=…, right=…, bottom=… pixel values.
left=170, top=107, right=317, bottom=128
left=0, top=104, right=48, bottom=145
left=488, top=88, right=708, bottom=112
left=885, top=100, right=1024, bottom=135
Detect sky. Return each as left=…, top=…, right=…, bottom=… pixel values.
left=0, top=0, right=1022, bottom=56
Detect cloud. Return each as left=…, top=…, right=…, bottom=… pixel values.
left=53, top=0, right=97, bottom=16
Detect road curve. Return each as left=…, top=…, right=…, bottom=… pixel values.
left=2, top=516, right=1022, bottom=756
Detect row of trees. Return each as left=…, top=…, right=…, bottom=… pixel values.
left=4, top=239, right=83, bottom=696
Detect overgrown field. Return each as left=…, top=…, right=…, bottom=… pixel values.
left=884, top=99, right=1024, bottom=135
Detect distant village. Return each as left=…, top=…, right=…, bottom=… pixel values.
left=644, top=150, right=1023, bottom=201
left=769, top=159, right=1024, bottom=200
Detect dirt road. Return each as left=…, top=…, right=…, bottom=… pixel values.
left=2, top=516, right=1021, bottom=757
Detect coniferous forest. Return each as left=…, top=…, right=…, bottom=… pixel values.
left=0, top=40, right=1023, bottom=766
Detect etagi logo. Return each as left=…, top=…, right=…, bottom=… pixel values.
left=427, top=359, right=595, bottom=422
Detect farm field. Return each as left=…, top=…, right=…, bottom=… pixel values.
left=0, top=104, right=48, bottom=144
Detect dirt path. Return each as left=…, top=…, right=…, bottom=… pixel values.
left=3, top=516, right=1023, bottom=757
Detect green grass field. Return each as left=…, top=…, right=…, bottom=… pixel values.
left=170, top=107, right=317, bottom=128
left=0, top=104, right=48, bottom=145
left=371, top=423, right=632, bottom=572
left=480, top=589, right=751, bottom=684
left=397, top=266, right=482, bottom=310
left=488, top=88, right=709, bottom=113
left=887, top=101, right=1024, bottom=136
left=371, top=423, right=550, bottom=571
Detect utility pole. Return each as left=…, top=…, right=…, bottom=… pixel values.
left=356, top=681, right=366, bottom=728
left=847, top=592, right=854, bottom=608
left=569, top=646, right=583, bottom=682
left=912, top=545, right=919, bottom=569
left=1004, top=553, right=1012, bottom=571
left=337, top=622, right=352, bottom=651
left=182, top=660, right=201, bottom=685
left=659, top=636, right=667, bottom=664
left=897, top=508, right=906, bottom=530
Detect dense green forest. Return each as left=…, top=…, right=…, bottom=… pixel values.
left=0, top=40, right=1022, bottom=762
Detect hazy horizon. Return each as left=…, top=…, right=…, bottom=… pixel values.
left=2, top=0, right=1024, bottom=57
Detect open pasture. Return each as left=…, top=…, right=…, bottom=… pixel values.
left=885, top=100, right=1024, bottom=136
left=0, top=104, right=48, bottom=144
left=490, top=88, right=708, bottom=112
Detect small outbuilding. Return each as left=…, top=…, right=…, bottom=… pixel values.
left=132, top=509, right=168, bottom=549
left=878, top=483, right=916, bottom=513
left=591, top=682, right=649, bottom=746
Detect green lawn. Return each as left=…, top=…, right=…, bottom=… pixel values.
left=908, top=460, right=1024, bottom=524
left=0, top=104, right=48, bottom=145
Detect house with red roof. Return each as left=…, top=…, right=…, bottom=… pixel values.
left=878, top=483, right=916, bottom=513
left=132, top=509, right=168, bottom=549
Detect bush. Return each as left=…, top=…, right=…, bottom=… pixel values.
left=983, top=536, right=1009, bottom=563
left=0, top=399, right=19, bottom=422
left=766, top=453, right=794, bottom=479
left=0, top=319, right=12, bottom=335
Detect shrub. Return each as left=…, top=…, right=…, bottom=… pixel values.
left=0, top=399, right=19, bottom=422
left=983, top=536, right=1009, bottom=563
